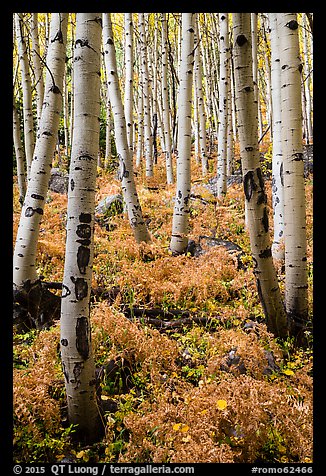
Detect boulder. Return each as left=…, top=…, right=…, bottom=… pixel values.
left=48, top=167, right=69, bottom=194
left=95, top=194, right=124, bottom=217
left=186, top=236, right=246, bottom=270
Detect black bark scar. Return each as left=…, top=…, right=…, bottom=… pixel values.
left=77, top=245, right=90, bottom=274
left=76, top=316, right=89, bottom=360
left=243, top=170, right=256, bottom=202
left=70, top=277, right=88, bottom=301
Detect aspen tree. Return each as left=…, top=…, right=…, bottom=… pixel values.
left=226, top=27, right=234, bottom=176
left=269, top=13, right=285, bottom=261
left=138, top=13, right=153, bottom=176
left=62, top=75, right=69, bottom=156
left=124, top=13, right=134, bottom=154
left=278, top=13, right=308, bottom=337
left=251, top=13, right=263, bottom=138
left=30, top=13, right=44, bottom=130
left=15, top=13, right=35, bottom=177
left=105, top=96, right=112, bottom=170
left=232, top=13, right=288, bottom=338
left=13, top=101, right=26, bottom=205
left=136, top=82, right=144, bottom=168
left=216, top=13, right=230, bottom=196
left=170, top=13, right=195, bottom=255
left=103, top=13, right=151, bottom=243
left=13, top=13, right=68, bottom=288
left=60, top=13, right=103, bottom=443
left=194, top=18, right=208, bottom=176
left=161, top=13, right=174, bottom=184
left=302, top=14, right=313, bottom=144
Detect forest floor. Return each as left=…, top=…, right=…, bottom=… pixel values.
left=13, top=144, right=313, bottom=464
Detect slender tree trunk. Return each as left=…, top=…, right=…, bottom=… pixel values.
left=161, top=13, right=174, bottom=184
left=63, top=70, right=70, bottom=156
left=136, top=81, right=144, bottom=168
left=13, top=13, right=68, bottom=288
left=103, top=13, right=151, bottom=244
left=278, top=13, right=308, bottom=338
left=15, top=13, right=35, bottom=177
left=138, top=13, right=153, bottom=177
left=216, top=13, right=230, bottom=196
left=251, top=13, right=263, bottom=139
left=124, top=13, right=134, bottom=155
left=194, top=18, right=208, bottom=176
left=269, top=14, right=285, bottom=261
left=232, top=13, right=288, bottom=338
left=13, top=100, right=27, bottom=205
left=302, top=14, right=313, bottom=144
left=60, top=13, right=103, bottom=443
left=30, top=13, right=44, bottom=130
left=105, top=96, right=112, bottom=170
left=170, top=13, right=195, bottom=255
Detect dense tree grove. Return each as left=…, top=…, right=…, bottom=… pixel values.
left=13, top=13, right=313, bottom=465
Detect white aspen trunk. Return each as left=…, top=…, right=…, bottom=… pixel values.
left=105, top=96, right=112, bottom=170
left=124, top=13, right=134, bottom=155
left=136, top=82, right=144, bottom=168
left=269, top=14, right=285, bottom=261
left=193, top=89, right=200, bottom=163
left=150, top=20, right=159, bottom=165
left=194, top=18, right=208, bottom=176
left=161, top=13, right=174, bottom=184
left=216, top=13, right=230, bottom=196
left=232, top=13, right=288, bottom=338
left=251, top=13, right=263, bottom=138
left=69, top=21, right=75, bottom=151
left=63, top=70, right=70, bottom=156
left=15, top=13, right=35, bottom=177
left=13, top=100, right=27, bottom=205
left=60, top=13, right=103, bottom=443
left=13, top=13, right=68, bottom=288
left=30, top=13, right=44, bottom=130
left=170, top=13, right=195, bottom=255
left=226, top=40, right=234, bottom=177
left=138, top=13, right=153, bottom=177
left=278, top=13, right=308, bottom=336
left=103, top=13, right=151, bottom=244
left=302, top=14, right=313, bottom=144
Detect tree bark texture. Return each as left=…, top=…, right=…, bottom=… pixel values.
left=138, top=13, right=153, bottom=177
left=161, top=13, right=174, bottom=184
left=269, top=14, right=285, bottom=261
left=216, top=13, right=230, bottom=196
left=232, top=13, right=288, bottom=338
left=103, top=13, right=151, bottom=244
left=60, top=13, right=103, bottom=443
left=170, top=13, right=195, bottom=255
left=278, top=13, right=308, bottom=333
left=15, top=13, right=35, bottom=177
left=13, top=13, right=68, bottom=287
left=124, top=13, right=134, bottom=154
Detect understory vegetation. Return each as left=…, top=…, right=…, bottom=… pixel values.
left=13, top=146, right=313, bottom=464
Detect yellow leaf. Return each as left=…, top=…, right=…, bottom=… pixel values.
left=173, top=423, right=189, bottom=432
left=216, top=399, right=228, bottom=410
left=76, top=451, right=85, bottom=459
left=283, top=369, right=294, bottom=376
left=101, top=395, right=110, bottom=400
left=182, top=435, right=191, bottom=443
left=180, top=424, right=189, bottom=433
left=56, top=454, right=65, bottom=460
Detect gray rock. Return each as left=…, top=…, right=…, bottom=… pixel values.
left=187, top=236, right=246, bottom=270
left=48, top=168, right=69, bottom=194
left=95, top=194, right=124, bottom=217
